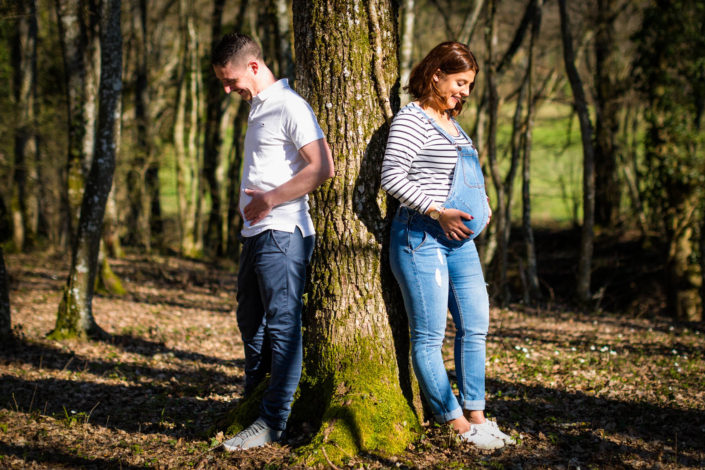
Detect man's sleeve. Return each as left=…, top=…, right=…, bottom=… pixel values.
left=282, top=97, right=325, bottom=150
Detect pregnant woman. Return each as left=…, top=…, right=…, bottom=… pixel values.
left=381, top=41, right=513, bottom=450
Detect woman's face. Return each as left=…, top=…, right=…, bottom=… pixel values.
left=433, top=69, right=476, bottom=110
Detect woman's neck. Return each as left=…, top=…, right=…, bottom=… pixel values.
left=418, top=103, right=451, bottom=122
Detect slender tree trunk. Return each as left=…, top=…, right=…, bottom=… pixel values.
left=0, top=246, right=10, bottom=340
left=225, top=100, right=248, bottom=259
left=457, top=0, right=485, bottom=45
left=10, top=0, right=38, bottom=251
left=484, top=0, right=507, bottom=299
left=559, top=0, right=595, bottom=304
left=700, top=211, right=705, bottom=322
left=277, top=0, right=420, bottom=463
left=275, top=0, right=293, bottom=79
left=497, top=75, right=526, bottom=302
left=55, top=0, right=88, bottom=248
left=399, top=0, right=414, bottom=98
left=126, top=0, right=153, bottom=250
left=619, top=104, right=648, bottom=236
left=174, top=0, right=203, bottom=258
left=202, top=0, right=226, bottom=256
left=224, top=0, right=250, bottom=260
left=51, top=0, right=122, bottom=340
left=0, top=193, right=10, bottom=339
left=593, top=0, right=621, bottom=228
left=521, top=0, right=543, bottom=303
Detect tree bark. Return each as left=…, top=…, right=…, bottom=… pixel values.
left=10, top=0, right=39, bottom=251
left=125, top=0, right=154, bottom=250
left=559, top=0, right=595, bottom=304
left=0, top=246, right=10, bottom=340
left=51, top=0, right=122, bottom=339
left=398, top=0, right=414, bottom=99
left=55, top=0, right=88, bottom=248
left=174, top=0, right=204, bottom=258
left=225, top=100, right=248, bottom=260
left=521, top=0, right=542, bottom=303
left=261, top=0, right=419, bottom=462
left=202, top=0, right=227, bottom=256
left=0, top=193, right=10, bottom=340
left=593, top=0, right=622, bottom=228
left=484, top=0, right=506, bottom=296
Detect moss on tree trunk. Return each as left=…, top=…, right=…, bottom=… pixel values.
left=221, top=0, right=422, bottom=463
left=292, top=0, right=421, bottom=463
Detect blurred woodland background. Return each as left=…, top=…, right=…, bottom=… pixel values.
left=0, top=0, right=703, bottom=340
left=0, top=1, right=704, bottom=468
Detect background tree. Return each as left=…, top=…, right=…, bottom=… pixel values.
left=51, top=0, right=122, bottom=339
left=201, top=0, right=226, bottom=256
left=10, top=0, right=38, bottom=252
left=634, top=0, right=705, bottom=321
left=559, top=0, right=595, bottom=304
left=0, top=193, right=10, bottom=339
left=592, top=0, right=625, bottom=228
left=54, top=0, right=101, bottom=248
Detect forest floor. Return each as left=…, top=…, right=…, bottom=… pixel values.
left=1, top=249, right=704, bottom=469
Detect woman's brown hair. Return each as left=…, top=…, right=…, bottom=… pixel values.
left=406, top=41, right=479, bottom=117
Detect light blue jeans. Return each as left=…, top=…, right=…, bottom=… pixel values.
left=390, top=207, right=489, bottom=422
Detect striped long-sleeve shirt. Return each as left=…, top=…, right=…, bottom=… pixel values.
left=381, top=102, right=470, bottom=214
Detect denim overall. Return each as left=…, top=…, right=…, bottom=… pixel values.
left=409, top=106, right=489, bottom=242
left=388, top=105, right=490, bottom=422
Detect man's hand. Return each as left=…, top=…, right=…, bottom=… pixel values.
left=243, top=188, right=274, bottom=225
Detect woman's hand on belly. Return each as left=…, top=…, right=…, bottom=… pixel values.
left=440, top=208, right=474, bottom=241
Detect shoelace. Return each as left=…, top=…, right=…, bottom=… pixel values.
left=238, top=420, right=268, bottom=440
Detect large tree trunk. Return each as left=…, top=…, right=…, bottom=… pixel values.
left=593, top=0, right=622, bottom=228
left=559, top=0, right=595, bottom=304
left=202, top=0, right=226, bottom=257
left=51, top=0, right=122, bottom=340
left=10, top=0, right=38, bottom=251
left=290, top=0, right=419, bottom=462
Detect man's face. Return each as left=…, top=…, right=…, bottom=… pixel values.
left=213, top=59, right=256, bottom=101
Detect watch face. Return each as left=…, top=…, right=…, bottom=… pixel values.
left=430, top=210, right=440, bottom=220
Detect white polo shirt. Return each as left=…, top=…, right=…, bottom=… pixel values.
left=240, top=79, right=325, bottom=238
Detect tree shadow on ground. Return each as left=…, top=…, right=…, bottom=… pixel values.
left=0, top=339, right=242, bottom=437
left=0, top=442, right=145, bottom=470
left=485, top=378, right=705, bottom=467
left=488, top=315, right=705, bottom=359
left=0, top=374, right=232, bottom=438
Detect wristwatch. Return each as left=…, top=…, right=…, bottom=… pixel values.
left=428, top=205, right=444, bottom=220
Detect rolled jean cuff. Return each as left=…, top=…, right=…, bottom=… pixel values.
left=462, top=399, right=485, bottom=411
left=435, top=406, right=463, bottom=423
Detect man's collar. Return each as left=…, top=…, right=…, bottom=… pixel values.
left=252, top=78, right=289, bottom=105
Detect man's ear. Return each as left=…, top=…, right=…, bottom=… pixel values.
left=249, top=60, right=259, bottom=75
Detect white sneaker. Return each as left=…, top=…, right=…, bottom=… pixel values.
left=475, top=419, right=516, bottom=445
left=459, top=423, right=505, bottom=449
left=222, top=417, right=283, bottom=451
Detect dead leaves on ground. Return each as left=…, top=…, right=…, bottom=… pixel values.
left=1, top=253, right=704, bottom=469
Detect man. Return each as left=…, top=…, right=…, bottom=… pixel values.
left=211, top=33, right=334, bottom=451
